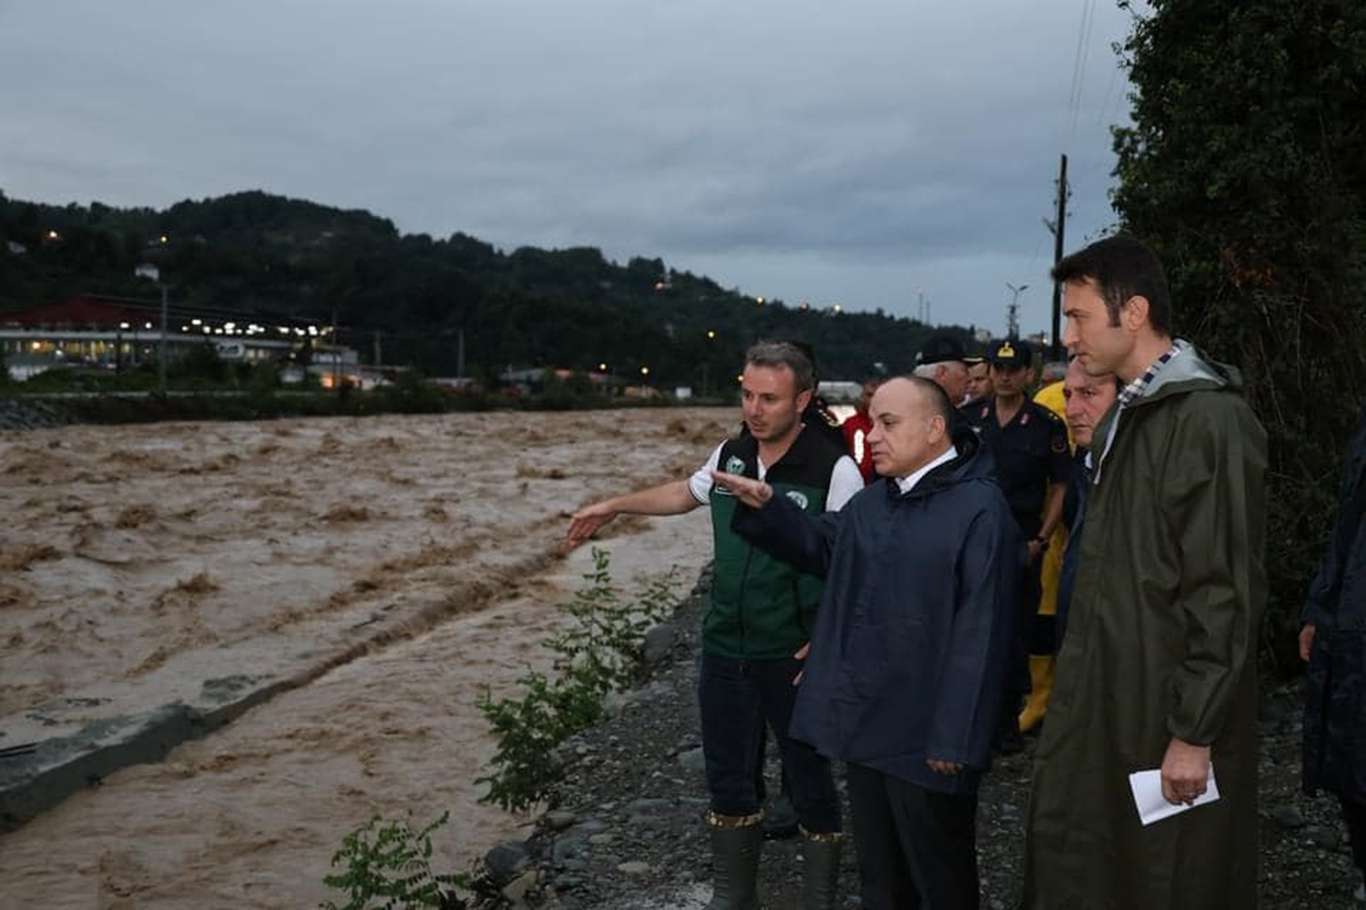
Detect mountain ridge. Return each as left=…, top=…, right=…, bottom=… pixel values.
left=0, top=188, right=970, bottom=383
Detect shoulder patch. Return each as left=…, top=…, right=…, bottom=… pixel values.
left=785, top=490, right=810, bottom=510
left=724, top=455, right=746, bottom=475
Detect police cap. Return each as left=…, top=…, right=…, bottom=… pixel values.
left=989, top=338, right=1033, bottom=368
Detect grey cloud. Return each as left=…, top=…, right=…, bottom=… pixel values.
left=0, top=0, right=1137, bottom=329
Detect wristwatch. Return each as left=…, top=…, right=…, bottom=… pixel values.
left=1032, top=536, right=1050, bottom=550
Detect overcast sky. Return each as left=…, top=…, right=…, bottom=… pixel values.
left=0, top=1, right=1142, bottom=335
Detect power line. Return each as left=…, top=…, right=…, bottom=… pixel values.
left=1067, top=0, right=1099, bottom=150
left=1063, top=0, right=1090, bottom=149
left=1095, top=58, right=1121, bottom=128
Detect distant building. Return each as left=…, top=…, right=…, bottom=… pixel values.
left=0, top=294, right=352, bottom=380
left=497, top=367, right=617, bottom=396
left=817, top=380, right=864, bottom=404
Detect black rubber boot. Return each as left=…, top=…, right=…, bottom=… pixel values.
left=706, top=816, right=763, bottom=910
left=762, top=793, right=799, bottom=840
left=801, top=835, right=843, bottom=910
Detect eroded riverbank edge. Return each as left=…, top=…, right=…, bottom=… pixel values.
left=482, top=569, right=1362, bottom=909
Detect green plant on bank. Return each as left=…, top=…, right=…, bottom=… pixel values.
left=476, top=547, right=680, bottom=812
left=545, top=548, right=679, bottom=693
left=320, top=811, right=468, bottom=910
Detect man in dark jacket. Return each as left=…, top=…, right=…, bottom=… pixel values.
left=713, top=375, right=1020, bottom=909
left=1301, top=400, right=1366, bottom=906
left=962, top=338, right=1071, bottom=753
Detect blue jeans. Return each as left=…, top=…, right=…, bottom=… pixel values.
left=697, top=652, right=840, bottom=834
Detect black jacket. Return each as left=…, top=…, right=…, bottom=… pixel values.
left=1303, top=401, right=1366, bottom=800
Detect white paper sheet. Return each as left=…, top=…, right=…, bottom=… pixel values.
left=1128, top=766, right=1220, bottom=826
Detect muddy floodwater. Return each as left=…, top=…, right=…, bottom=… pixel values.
left=0, top=407, right=732, bottom=909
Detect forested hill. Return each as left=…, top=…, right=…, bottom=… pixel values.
left=0, top=189, right=972, bottom=385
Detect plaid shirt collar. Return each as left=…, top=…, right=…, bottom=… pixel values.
left=1117, top=342, right=1182, bottom=409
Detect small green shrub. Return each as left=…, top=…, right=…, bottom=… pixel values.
left=320, top=811, right=466, bottom=910
left=476, top=548, right=679, bottom=812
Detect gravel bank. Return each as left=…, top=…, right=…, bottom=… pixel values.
left=484, top=570, right=1361, bottom=909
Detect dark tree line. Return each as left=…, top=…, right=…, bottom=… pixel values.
left=0, top=190, right=972, bottom=387
left=1111, top=0, right=1366, bottom=669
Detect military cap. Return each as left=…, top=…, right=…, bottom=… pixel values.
left=989, top=338, right=1033, bottom=367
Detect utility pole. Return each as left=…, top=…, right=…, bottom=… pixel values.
left=331, top=306, right=340, bottom=392
left=1048, top=153, right=1068, bottom=360
left=134, top=263, right=168, bottom=394
left=373, top=331, right=382, bottom=367
left=159, top=282, right=168, bottom=395
left=457, top=328, right=466, bottom=378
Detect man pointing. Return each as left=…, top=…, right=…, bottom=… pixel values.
left=714, top=375, right=1019, bottom=909
left=568, top=341, right=861, bottom=910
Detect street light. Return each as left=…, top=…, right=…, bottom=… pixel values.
left=134, top=263, right=169, bottom=394
left=1006, top=282, right=1029, bottom=340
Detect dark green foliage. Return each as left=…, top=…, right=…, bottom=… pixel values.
left=0, top=190, right=972, bottom=385
left=171, top=342, right=229, bottom=385
left=476, top=548, right=679, bottom=812
left=320, top=811, right=466, bottom=910
left=1111, top=0, right=1366, bottom=670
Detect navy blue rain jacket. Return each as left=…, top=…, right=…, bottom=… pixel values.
left=1303, top=400, right=1366, bottom=801
left=732, top=428, right=1021, bottom=794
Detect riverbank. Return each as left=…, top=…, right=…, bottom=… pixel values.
left=489, top=580, right=1359, bottom=909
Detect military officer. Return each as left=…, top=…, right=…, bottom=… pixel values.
left=962, top=339, right=1071, bottom=752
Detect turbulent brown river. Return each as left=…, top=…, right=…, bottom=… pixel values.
left=0, top=407, right=729, bottom=909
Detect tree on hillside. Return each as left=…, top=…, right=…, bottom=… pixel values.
left=1111, top=0, right=1366, bottom=668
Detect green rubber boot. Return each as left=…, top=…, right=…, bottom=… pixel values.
left=705, top=814, right=763, bottom=910
left=801, top=834, right=843, bottom=910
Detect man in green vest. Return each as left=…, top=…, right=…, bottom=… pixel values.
left=568, top=341, right=863, bottom=910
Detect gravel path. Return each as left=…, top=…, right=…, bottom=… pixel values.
left=480, top=570, right=1362, bottom=909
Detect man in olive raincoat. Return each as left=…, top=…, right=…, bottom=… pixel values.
left=1023, top=236, right=1266, bottom=909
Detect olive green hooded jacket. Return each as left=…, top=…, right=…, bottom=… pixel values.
left=1023, top=340, right=1267, bottom=910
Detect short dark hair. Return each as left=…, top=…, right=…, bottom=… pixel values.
left=745, top=341, right=815, bottom=392
left=899, top=374, right=955, bottom=429
left=1051, top=235, right=1173, bottom=335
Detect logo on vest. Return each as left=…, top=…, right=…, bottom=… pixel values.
left=725, top=455, right=746, bottom=475
left=785, top=490, right=810, bottom=510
